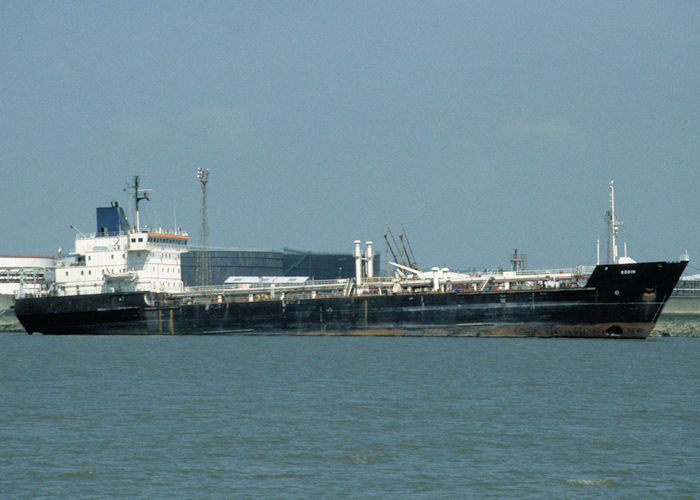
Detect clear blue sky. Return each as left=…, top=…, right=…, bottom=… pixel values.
left=1, top=1, right=698, bottom=271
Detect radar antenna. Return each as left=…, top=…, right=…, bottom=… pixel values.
left=124, top=176, right=151, bottom=232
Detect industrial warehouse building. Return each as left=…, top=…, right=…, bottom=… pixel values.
left=181, top=248, right=380, bottom=286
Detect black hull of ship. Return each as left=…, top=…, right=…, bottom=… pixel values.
left=14, top=261, right=687, bottom=338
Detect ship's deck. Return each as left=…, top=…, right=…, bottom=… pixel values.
left=170, top=266, right=595, bottom=305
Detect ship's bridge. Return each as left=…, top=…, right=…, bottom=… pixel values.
left=127, top=229, right=189, bottom=252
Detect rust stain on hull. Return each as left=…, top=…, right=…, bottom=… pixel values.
left=290, top=323, right=654, bottom=338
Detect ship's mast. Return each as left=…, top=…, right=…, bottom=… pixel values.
left=125, top=176, right=150, bottom=232
left=196, top=168, right=211, bottom=287
left=606, top=180, right=622, bottom=264
left=510, top=249, right=524, bottom=271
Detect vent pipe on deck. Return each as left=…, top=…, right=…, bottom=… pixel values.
left=365, top=241, right=374, bottom=279
left=354, top=240, right=363, bottom=285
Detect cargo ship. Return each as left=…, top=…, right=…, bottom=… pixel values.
left=14, top=179, right=687, bottom=338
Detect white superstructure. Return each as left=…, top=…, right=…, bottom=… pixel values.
left=54, top=225, right=188, bottom=296
left=51, top=180, right=189, bottom=296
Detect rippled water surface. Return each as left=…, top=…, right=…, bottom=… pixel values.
left=2, top=332, right=699, bottom=498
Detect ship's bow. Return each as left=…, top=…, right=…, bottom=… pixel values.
left=584, top=260, right=688, bottom=337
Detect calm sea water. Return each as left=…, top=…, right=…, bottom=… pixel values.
left=2, top=332, right=699, bottom=498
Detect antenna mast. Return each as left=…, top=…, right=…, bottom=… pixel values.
left=125, top=176, right=150, bottom=231
left=197, top=168, right=211, bottom=287
left=606, top=180, right=622, bottom=264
